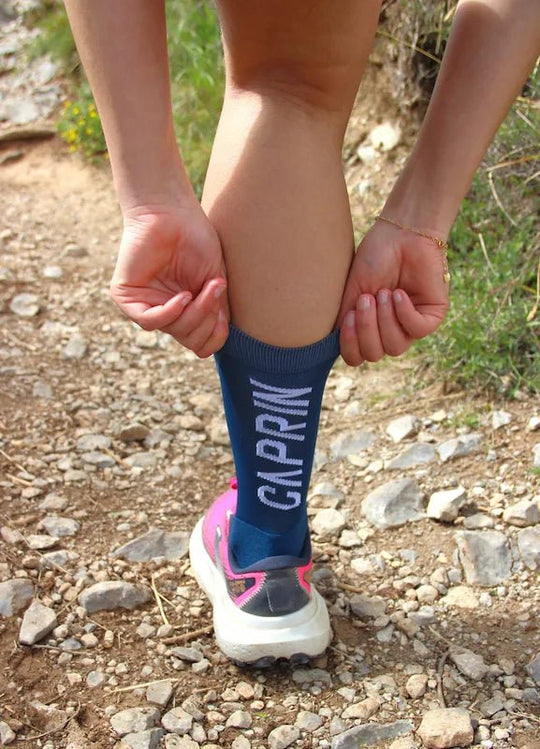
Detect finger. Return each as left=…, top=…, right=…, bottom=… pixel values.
left=165, top=304, right=219, bottom=353
left=111, top=289, right=193, bottom=330
left=356, top=294, right=385, bottom=362
left=393, top=289, right=447, bottom=339
left=171, top=278, right=226, bottom=335
left=195, top=310, right=230, bottom=359
left=376, top=289, right=413, bottom=357
left=339, top=310, right=363, bottom=367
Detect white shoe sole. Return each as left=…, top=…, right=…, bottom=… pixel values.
left=189, top=518, right=332, bottom=665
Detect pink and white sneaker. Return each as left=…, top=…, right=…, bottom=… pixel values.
left=189, top=478, right=332, bottom=666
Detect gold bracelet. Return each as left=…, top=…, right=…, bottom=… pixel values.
left=375, top=214, right=451, bottom=283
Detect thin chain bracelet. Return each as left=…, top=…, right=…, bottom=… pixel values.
left=375, top=214, right=451, bottom=283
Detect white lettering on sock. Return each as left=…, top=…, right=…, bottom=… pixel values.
left=250, top=378, right=312, bottom=512
left=258, top=485, right=301, bottom=510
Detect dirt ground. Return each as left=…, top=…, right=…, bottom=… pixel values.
left=1, top=47, right=539, bottom=749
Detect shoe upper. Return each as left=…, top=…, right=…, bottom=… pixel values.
left=201, top=478, right=312, bottom=617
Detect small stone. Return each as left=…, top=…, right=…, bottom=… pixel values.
left=417, top=708, right=473, bottom=748
left=389, top=739, right=418, bottom=749
left=76, top=434, right=111, bottom=452
left=42, top=265, right=63, bottom=279
left=416, top=585, right=438, bottom=604
left=291, top=667, right=332, bottom=685
left=450, top=649, right=489, bottom=681
left=479, top=696, right=504, bottom=717
left=86, top=670, right=106, bottom=688
left=226, top=710, right=252, bottom=729
left=161, top=707, right=193, bottom=734
left=526, top=653, right=540, bottom=685
left=441, top=586, right=479, bottom=609
left=517, top=527, right=540, bottom=569
left=427, top=487, right=467, bottom=523
left=350, top=595, right=386, bottom=619
left=455, top=530, right=512, bottom=586
left=312, top=508, right=347, bottom=538
left=437, top=434, right=481, bottom=462
left=33, top=381, right=53, bottom=399
left=121, top=728, right=164, bottom=749
left=168, top=646, right=203, bottom=663
left=40, top=516, right=79, bottom=537
left=405, top=674, right=428, bottom=699
left=0, top=579, right=34, bottom=617
left=19, top=600, right=57, bottom=645
left=78, top=582, right=151, bottom=613
left=125, top=452, right=157, bottom=469
left=62, top=335, right=88, bottom=360
left=463, top=513, right=495, bottom=530
left=339, top=529, right=362, bottom=547
left=26, top=534, right=58, bottom=550
left=10, top=293, right=40, bottom=317
left=0, top=720, right=16, bottom=745
left=370, top=121, right=401, bottom=151
left=386, top=443, right=436, bottom=470
left=63, top=243, right=88, bottom=257
left=386, top=415, right=420, bottom=443
left=295, top=711, right=323, bottom=731
left=118, top=423, right=151, bottom=442
left=268, top=725, right=300, bottom=749
left=330, top=431, right=374, bottom=459
left=146, top=680, right=174, bottom=708
left=362, top=479, right=424, bottom=529
left=110, top=708, right=161, bottom=736
left=503, top=500, right=539, bottom=527
left=191, top=657, right=210, bottom=674
left=492, top=410, right=511, bottom=429
left=231, top=736, right=251, bottom=749
left=80, top=633, right=98, bottom=648
left=527, top=416, right=540, bottom=431
left=113, top=530, right=189, bottom=561
left=342, top=696, right=380, bottom=720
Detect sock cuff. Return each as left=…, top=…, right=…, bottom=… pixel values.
left=216, top=324, right=340, bottom=374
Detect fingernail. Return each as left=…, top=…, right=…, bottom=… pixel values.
left=180, top=293, right=192, bottom=306
left=214, top=285, right=225, bottom=300
left=378, top=289, right=390, bottom=304
left=358, top=295, right=371, bottom=311
left=344, top=311, right=355, bottom=327
left=394, top=290, right=403, bottom=303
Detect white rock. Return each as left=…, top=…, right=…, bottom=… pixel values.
left=526, top=416, right=540, bottom=432
left=386, top=415, right=420, bottom=442
left=450, top=649, right=489, bottom=681
left=503, top=499, right=539, bottom=527
left=146, top=680, right=174, bottom=708
left=441, top=586, right=479, bottom=609
left=110, top=707, right=160, bottom=736
left=62, top=335, right=88, bottom=360
left=492, top=410, right=511, bottom=429
left=362, top=479, right=424, bottom=529
left=226, top=710, right=252, bottom=729
left=267, top=725, right=300, bottom=749
left=533, top=443, right=540, bottom=467
left=10, top=293, right=40, bottom=317
left=330, top=431, right=374, bottom=459
left=295, top=711, right=323, bottom=731
left=40, top=516, right=80, bottom=537
left=312, top=508, right=347, bottom=538
left=427, top=487, right=467, bottom=522
left=161, top=707, right=193, bottom=734
left=370, top=121, right=401, bottom=151
left=405, top=674, right=428, bottom=699
left=19, top=600, right=57, bottom=645
left=42, top=265, right=63, bottom=279
left=517, top=527, right=540, bottom=569
left=78, top=582, right=151, bottom=613
left=455, top=530, right=512, bottom=586
left=417, top=708, right=474, bottom=748
left=386, top=443, right=436, bottom=470
left=437, top=434, right=481, bottom=462
left=0, top=720, right=16, bottom=745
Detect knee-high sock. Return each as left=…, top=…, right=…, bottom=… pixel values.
left=214, top=325, right=338, bottom=568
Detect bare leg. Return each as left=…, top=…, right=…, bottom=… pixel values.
left=202, top=0, right=382, bottom=347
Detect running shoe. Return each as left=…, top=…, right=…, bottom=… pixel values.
left=189, top=478, right=332, bottom=666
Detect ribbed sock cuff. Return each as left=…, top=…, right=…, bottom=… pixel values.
left=216, top=324, right=339, bottom=374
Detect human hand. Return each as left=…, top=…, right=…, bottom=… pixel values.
left=110, top=201, right=229, bottom=358
left=337, top=220, right=450, bottom=366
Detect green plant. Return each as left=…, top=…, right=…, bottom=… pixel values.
left=56, top=90, right=106, bottom=159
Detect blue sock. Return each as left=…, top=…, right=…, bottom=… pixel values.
left=214, top=325, right=339, bottom=568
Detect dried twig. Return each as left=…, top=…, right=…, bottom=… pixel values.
left=336, top=582, right=366, bottom=595
left=436, top=650, right=449, bottom=708
left=162, top=624, right=213, bottom=645
left=6, top=473, right=34, bottom=487
left=112, top=677, right=181, bottom=694
left=150, top=574, right=170, bottom=627
left=15, top=704, right=81, bottom=742
left=477, top=233, right=495, bottom=274
left=487, top=170, right=517, bottom=226
left=0, top=448, right=27, bottom=473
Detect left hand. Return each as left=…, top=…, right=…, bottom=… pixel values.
left=337, top=220, right=450, bottom=366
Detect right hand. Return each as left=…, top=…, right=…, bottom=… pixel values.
left=110, top=200, right=229, bottom=358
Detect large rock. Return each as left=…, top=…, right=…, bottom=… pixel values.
left=441, top=586, right=479, bottom=610
left=39, top=516, right=80, bottom=537
left=427, top=487, right=467, bottom=522
left=312, top=509, right=347, bottom=538
left=268, top=725, right=301, bottom=749
left=386, top=443, right=436, bottom=470
left=503, top=499, right=539, bottom=527
left=417, top=708, right=473, bottom=748
left=450, top=649, right=489, bottom=681
left=121, top=729, right=164, bottom=749
left=0, top=579, right=34, bottom=617
left=76, top=434, right=111, bottom=452
left=350, top=595, right=387, bottom=619
left=362, top=479, right=424, bottom=529
left=112, top=530, right=189, bottom=562
left=161, top=707, right=193, bottom=734
left=19, top=601, right=57, bottom=645
left=331, top=721, right=413, bottom=748
left=455, top=530, right=512, bottom=585
left=517, top=527, right=540, bottom=569
left=78, top=582, right=151, bottom=613
left=110, top=708, right=161, bottom=736
left=437, top=434, right=481, bottom=462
